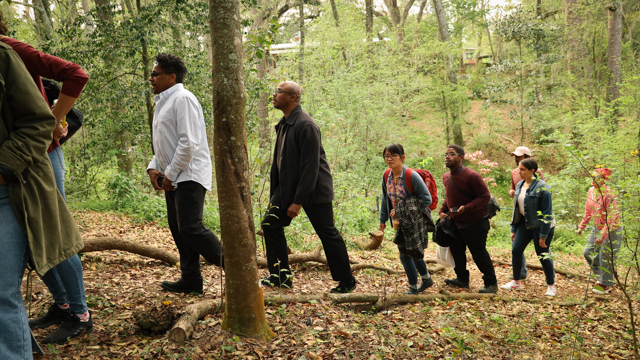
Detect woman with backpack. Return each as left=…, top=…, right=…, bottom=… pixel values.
left=379, top=143, right=435, bottom=295
left=501, top=158, right=557, bottom=296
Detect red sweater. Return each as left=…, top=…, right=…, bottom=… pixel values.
left=0, top=37, right=89, bottom=152
left=439, top=166, right=491, bottom=228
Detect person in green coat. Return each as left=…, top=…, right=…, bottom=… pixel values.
left=0, top=39, right=83, bottom=358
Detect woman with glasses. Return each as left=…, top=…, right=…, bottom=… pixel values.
left=379, top=144, right=434, bottom=295
left=578, top=168, right=622, bottom=294
left=501, top=158, right=557, bottom=296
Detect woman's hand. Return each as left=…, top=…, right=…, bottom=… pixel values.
left=539, top=238, right=547, bottom=248
left=511, top=232, right=516, bottom=243
left=577, top=228, right=583, bottom=236
left=379, top=223, right=386, bottom=232
left=390, top=209, right=395, bottom=218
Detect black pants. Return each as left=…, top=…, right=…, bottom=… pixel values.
left=165, top=181, right=223, bottom=280
left=449, top=218, right=497, bottom=286
left=261, top=189, right=352, bottom=282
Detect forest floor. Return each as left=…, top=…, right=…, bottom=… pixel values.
left=28, top=211, right=637, bottom=360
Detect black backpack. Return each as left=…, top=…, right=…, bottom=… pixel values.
left=42, top=79, right=83, bottom=145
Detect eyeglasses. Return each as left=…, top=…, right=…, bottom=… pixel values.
left=383, top=154, right=399, bottom=160
left=274, top=88, right=294, bottom=95
left=150, top=71, right=166, bottom=78
left=444, top=152, right=459, bottom=158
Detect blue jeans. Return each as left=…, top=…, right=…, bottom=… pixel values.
left=399, top=254, right=429, bottom=286
left=48, top=146, right=65, bottom=200
left=512, top=221, right=555, bottom=285
left=583, top=227, right=622, bottom=287
left=42, top=147, right=88, bottom=315
left=512, top=239, right=528, bottom=279
left=0, top=185, right=33, bottom=359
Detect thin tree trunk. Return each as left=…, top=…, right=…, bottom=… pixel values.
left=416, top=0, right=428, bottom=24
left=137, top=0, right=155, bottom=154
left=365, top=0, right=374, bottom=42
left=298, top=0, right=305, bottom=84
left=32, top=0, right=53, bottom=42
left=210, top=0, right=275, bottom=341
left=81, top=0, right=95, bottom=34
left=607, top=1, right=622, bottom=123
left=329, top=0, right=348, bottom=61
left=565, top=0, right=581, bottom=75
left=431, top=0, right=449, bottom=42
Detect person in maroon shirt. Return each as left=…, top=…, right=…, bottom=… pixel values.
left=439, top=145, right=498, bottom=293
left=0, top=13, right=92, bottom=346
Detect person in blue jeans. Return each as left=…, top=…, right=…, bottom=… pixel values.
left=501, top=158, right=557, bottom=296
left=0, top=35, right=84, bottom=359
left=0, top=16, right=93, bottom=345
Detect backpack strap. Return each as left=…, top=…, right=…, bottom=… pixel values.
left=383, top=168, right=391, bottom=184
left=405, top=168, right=414, bottom=195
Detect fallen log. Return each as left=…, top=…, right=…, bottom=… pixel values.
left=168, top=299, right=221, bottom=344
left=80, top=237, right=179, bottom=265
left=493, top=259, right=586, bottom=278
left=353, top=231, right=385, bottom=250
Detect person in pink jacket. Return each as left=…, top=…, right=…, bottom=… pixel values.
left=578, top=168, right=622, bottom=294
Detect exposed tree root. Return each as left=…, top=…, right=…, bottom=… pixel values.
left=168, top=299, right=221, bottom=344
left=353, top=231, right=385, bottom=250
left=80, top=237, right=179, bottom=265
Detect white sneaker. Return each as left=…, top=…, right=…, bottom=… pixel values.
left=545, top=285, right=557, bottom=297
left=500, top=280, right=522, bottom=290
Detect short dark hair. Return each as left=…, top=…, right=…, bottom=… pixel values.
left=0, top=11, right=9, bottom=36
left=154, top=53, right=187, bottom=83
left=446, top=144, right=464, bottom=156
left=520, top=158, right=538, bottom=174
left=382, top=143, right=405, bottom=157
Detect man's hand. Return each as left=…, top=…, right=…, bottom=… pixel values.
left=148, top=169, right=163, bottom=191
left=287, top=203, right=302, bottom=218
left=451, top=205, right=465, bottom=217
left=509, top=189, right=516, bottom=198
left=539, top=238, right=547, bottom=248
left=511, top=232, right=516, bottom=243
left=161, top=177, right=176, bottom=192
left=0, top=174, right=5, bottom=186
left=52, top=123, right=69, bottom=142
left=379, top=223, right=386, bottom=232
left=439, top=212, right=447, bottom=220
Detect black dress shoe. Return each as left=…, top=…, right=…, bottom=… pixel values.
left=444, top=278, right=470, bottom=289
left=330, top=276, right=356, bottom=293
left=260, top=274, right=293, bottom=289
left=161, top=278, right=203, bottom=294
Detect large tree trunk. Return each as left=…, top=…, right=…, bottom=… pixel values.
left=94, top=0, right=114, bottom=23
left=210, top=0, right=275, bottom=341
left=607, top=1, right=622, bottom=122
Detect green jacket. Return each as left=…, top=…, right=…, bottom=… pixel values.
left=0, top=41, right=83, bottom=276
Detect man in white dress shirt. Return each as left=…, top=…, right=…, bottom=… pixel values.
left=146, top=53, right=223, bottom=294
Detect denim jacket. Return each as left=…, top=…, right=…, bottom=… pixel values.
left=510, top=177, right=554, bottom=239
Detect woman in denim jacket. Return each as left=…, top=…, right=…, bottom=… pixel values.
left=379, top=144, right=434, bottom=295
left=501, top=159, right=557, bottom=296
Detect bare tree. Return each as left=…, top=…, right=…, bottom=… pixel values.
left=299, top=0, right=305, bottom=84
left=383, top=0, right=416, bottom=46
left=365, top=0, right=374, bottom=41
left=210, top=0, right=275, bottom=341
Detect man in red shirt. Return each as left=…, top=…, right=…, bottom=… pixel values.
left=439, top=145, right=498, bottom=293
left=509, top=146, right=545, bottom=280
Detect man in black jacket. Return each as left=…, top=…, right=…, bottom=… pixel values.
left=261, top=81, right=356, bottom=293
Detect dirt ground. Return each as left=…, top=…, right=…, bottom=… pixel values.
left=26, top=211, right=636, bottom=360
